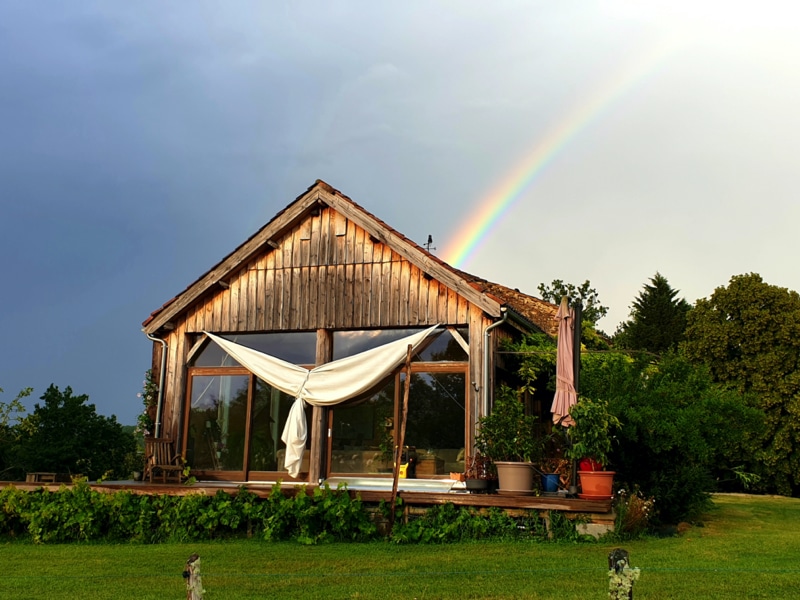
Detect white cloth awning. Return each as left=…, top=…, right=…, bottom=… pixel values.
left=204, top=325, right=440, bottom=477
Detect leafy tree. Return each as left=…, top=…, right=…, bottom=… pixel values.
left=614, top=272, right=692, bottom=354
left=684, top=273, right=800, bottom=495
left=12, top=385, right=136, bottom=480
left=537, top=279, right=611, bottom=349
left=0, top=387, right=31, bottom=479
left=538, top=279, right=609, bottom=327
left=580, top=352, right=764, bottom=523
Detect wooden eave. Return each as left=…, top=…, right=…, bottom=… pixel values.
left=143, top=180, right=505, bottom=335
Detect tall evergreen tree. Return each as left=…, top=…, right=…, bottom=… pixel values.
left=615, top=272, right=691, bottom=354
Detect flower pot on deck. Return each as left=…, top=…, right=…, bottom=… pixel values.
left=577, top=470, right=615, bottom=499
left=495, top=461, right=535, bottom=494
left=541, top=473, right=560, bottom=493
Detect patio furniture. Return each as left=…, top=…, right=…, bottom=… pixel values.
left=144, top=437, right=184, bottom=483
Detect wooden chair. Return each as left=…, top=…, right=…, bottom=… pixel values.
left=144, top=437, right=184, bottom=484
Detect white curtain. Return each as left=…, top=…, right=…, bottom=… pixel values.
left=204, top=325, right=440, bottom=477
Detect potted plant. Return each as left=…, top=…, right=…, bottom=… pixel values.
left=463, top=453, right=495, bottom=493
left=475, top=385, right=543, bottom=493
left=539, top=456, right=569, bottom=494
left=564, top=396, right=621, bottom=499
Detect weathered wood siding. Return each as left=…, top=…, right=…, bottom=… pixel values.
left=182, top=207, right=470, bottom=333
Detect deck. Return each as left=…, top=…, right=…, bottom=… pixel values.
left=7, top=477, right=614, bottom=530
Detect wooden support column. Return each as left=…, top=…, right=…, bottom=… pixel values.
left=309, top=329, right=333, bottom=483
left=467, top=305, right=487, bottom=455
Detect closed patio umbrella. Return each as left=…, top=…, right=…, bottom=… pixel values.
left=551, top=296, right=577, bottom=427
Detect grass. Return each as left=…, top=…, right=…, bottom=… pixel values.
left=1, top=494, right=799, bottom=599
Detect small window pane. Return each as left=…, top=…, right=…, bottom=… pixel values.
left=248, top=379, right=310, bottom=472
left=330, top=379, right=396, bottom=474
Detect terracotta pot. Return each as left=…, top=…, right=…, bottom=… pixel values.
left=495, top=461, right=535, bottom=493
left=577, top=470, right=615, bottom=499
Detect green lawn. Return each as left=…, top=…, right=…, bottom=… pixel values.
left=2, top=494, right=799, bottom=599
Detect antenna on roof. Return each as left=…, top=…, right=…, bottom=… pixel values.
left=424, top=234, right=436, bottom=253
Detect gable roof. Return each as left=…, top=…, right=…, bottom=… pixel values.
left=143, top=180, right=557, bottom=335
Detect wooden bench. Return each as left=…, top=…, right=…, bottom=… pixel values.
left=26, top=472, right=57, bottom=483
left=144, top=438, right=184, bottom=484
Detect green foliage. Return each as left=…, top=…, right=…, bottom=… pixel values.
left=135, top=369, right=157, bottom=438
left=500, top=332, right=557, bottom=396
left=12, top=385, right=137, bottom=481
left=580, top=351, right=764, bottom=523
left=611, top=487, right=655, bottom=540
left=0, top=484, right=594, bottom=546
left=476, top=385, right=542, bottom=462
left=614, top=272, right=692, bottom=353
left=0, top=387, right=31, bottom=479
left=684, top=273, right=800, bottom=495
left=563, top=397, right=621, bottom=467
left=390, top=503, right=574, bottom=544
left=538, top=279, right=609, bottom=327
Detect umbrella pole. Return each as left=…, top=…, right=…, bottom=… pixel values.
left=389, top=344, right=413, bottom=532
left=569, top=300, right=583, bottom=496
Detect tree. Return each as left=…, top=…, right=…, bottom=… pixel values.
left=537, top=279, right=609, bottom=327
left=538, top=279, right=610, bottom=348
left=13, top=385, right=136, bottom=480
left=579, top=351, right=764, bottom=523
left=684, top=273, right=800, bottom=495
left=0, top=387, right=31, bottom=479
left=614, top=272, right=692, bottom=354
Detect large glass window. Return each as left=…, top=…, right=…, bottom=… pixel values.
left=329, top=368, right=466, bottom=477
left=186, top=374, right=249, bottom=471
left=186, top=331, right=315, bottom=480
left=332, top=327, right=468, bottom=361
left=331, top=379, right=396, bottom=474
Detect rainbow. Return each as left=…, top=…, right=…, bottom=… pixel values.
left=442, top=38, right=681, bottom=268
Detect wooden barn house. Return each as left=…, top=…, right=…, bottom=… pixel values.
left=142, top=180, right=558, bottom=485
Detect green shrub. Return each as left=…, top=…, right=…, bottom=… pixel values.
left=580, top=351, right=764, bottom=523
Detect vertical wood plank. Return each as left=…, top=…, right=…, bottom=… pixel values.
left=361, top=235, right=374, bottom=328
left=370, top=242, right=383, bottom=327
left=379, top=246, right=392, bottom=326
left=457, top=294, right=468, bottom=325
left=308, top=265, right=319, bottom=330
left=230, top=270, right=240, bottom=331
left=428, top=278, right=440, bottom=324
left=344, top=263, right=354, bottom=329
left=438, top=281, right=448, bottom=325
left=319, top=207, right=331, bottom=266
left=417, top=272, right=430, bottom=325
left=317, top=265, right=328, bottom=329
left=254, top=254, right=266, bottom=330
left=468, top=305, right=486, bottom=445
left=237, top=268, right=248, bottom=330
left=447, top=287, right=459, bottom=324
left=247, top=262, right=257, bottom=329
left=281, top=238, right=292, bottom=329
left=264, top=251, right=275, bottom=330
left=309, top=211, right=321, bottom=267
left=399, top=259, right=411, bottom=325
left=310, top=328, right=333, bottom=483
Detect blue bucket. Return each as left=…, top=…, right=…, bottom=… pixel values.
left=541, top=473, right=560, bottom=493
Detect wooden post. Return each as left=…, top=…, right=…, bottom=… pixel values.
left=389, top=344, right=413, bottom=532
left=183, top=554, right=204, bottom=600
left=608, top=548, right=635, bottom=600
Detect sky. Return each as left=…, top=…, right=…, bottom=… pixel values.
left=2, top=1, right=799, bottom=425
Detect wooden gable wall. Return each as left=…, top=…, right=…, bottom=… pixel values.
left=180, top=206, right=470, bottom=333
